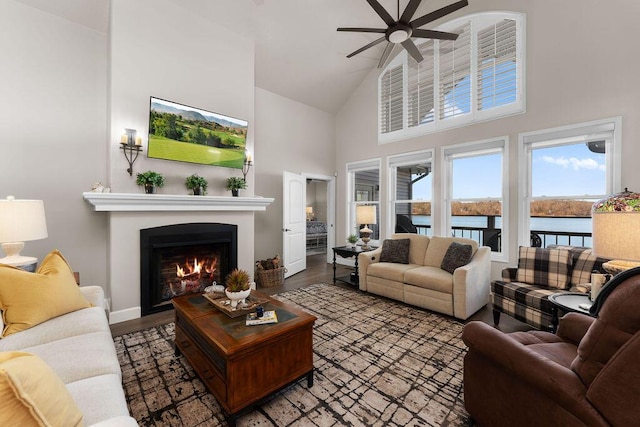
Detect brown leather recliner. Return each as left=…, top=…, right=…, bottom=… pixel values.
left=462, top=267, right=640, bottom=426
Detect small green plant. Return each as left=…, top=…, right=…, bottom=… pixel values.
left=226, top=177, right=247, bottom=191
left=135, top=171, right=165, bottom=187
left=185, top=174, right=208, bottom=195
left=347, top=234, right=358, bottom=244
left=225, top=268, right=250, bottom=292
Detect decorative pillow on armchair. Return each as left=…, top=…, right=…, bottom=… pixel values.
left=379, top=239, right=411, bottom=264
left=516, top=246, right=572, bottom=289
left=441, top=242, right=473, bottom=274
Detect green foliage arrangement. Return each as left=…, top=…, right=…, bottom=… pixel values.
left=185, top=174, right=208, bottom=194
left=135, top=171, right=165, bottom=187
left=225, top=268, right=250, bottom=292
left=226, top=177, right=247, bottom=191
left=347, top=234, right=359, bottom=244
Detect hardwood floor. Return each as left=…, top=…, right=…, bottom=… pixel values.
left=110, top=252, right=532, bottom=336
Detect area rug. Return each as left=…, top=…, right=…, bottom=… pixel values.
left=114, top=284, right=471, bottom=426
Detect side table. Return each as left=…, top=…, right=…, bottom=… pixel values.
left=548, top=292, right=594, bottom=333
left=332, top=245, right=375, bottom=286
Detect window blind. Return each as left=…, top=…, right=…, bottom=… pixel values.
left=408, top=40, right=435, bottom=127
left=439, top=23, right=471, bottom=120
left=477, top=19, right=517, bottom=111
left=380, top=65, right=404, bottom=134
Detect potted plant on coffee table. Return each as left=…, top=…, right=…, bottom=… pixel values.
left=347, top=234, right=359, bottom=248
left=136, top=170, right=165, bottom=194
left=226, top=177, right=247, bottom=197
left=224, top=268, right=251, bottom=309
left=185, top=174, right=208, bottom=195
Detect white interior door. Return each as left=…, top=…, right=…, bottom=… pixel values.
left=283, top=171, right=306, bottom=278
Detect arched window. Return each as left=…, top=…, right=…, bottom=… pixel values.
left=378, top=12, right=525, bottom=143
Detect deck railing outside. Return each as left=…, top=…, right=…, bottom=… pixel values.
left=413, top=217, right=592, bottom=250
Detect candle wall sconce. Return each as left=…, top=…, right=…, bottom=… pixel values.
left=242, top=151, right=253, bottom=182
left=120, top=128, right=143, bottom=176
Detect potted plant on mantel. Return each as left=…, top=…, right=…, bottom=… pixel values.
left=185, top=174, right=208, bottom=195
left=224, top=268, right=251, bottom=309
left=136, top=170, right=165, bottom=194
left=226, top=177, right=247, bottom=197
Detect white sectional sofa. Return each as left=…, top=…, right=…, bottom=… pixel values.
left=0, top=285, right=137, bottom=426
left=358, top=233, right=491, bottom=320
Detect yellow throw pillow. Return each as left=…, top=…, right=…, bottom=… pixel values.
left=0, top=250, right=91, bottom=337
left=0, top=351, right=83, bottom=426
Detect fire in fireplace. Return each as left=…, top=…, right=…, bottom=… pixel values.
left=140, top=223, right=237, bottom=316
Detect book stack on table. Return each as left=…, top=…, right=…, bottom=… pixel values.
left=246, top=310, right=278, bottom=326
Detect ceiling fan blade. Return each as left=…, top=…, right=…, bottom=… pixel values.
left=410, top=0, right=468, bottom=28
left=366, top=0, right=396, bottom=26
left=337, top=27, right=387, bottom=34
left=412, top=29, right=459, bottom=40
left=401, top=39, right=424, bottom=63
left=346, top=36, right=387, bottom=58
left=400, top=0, right=423, bottom=23
left=377, top=42, right=394, bottom=68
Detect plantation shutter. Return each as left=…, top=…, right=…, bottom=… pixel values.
left=408, top=40, right=435, bottom=127
left=380, top=65, right=404, bottom=134
left=438, top=23, right=471, bottom=120
left=477, top=19, right=517, bottom=110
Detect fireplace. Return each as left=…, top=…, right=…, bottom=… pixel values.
left=140, top=223, right=237, bottom=316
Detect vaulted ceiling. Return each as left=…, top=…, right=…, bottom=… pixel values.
left=14, top=0, right=470, bottom=113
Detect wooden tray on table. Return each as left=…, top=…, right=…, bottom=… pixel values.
left=202, top=291, right=269, bottom=318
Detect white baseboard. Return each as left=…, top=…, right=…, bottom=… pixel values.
left=109, top=307, right=141, bottom=324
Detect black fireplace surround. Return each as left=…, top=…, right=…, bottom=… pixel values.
left=140, top=223, right=238, bottom=316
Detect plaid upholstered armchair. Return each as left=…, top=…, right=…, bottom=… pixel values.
left=492, top=246, right=609, bottom=331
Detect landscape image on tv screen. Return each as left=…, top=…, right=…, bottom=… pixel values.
left=148, top=97, right=248, bottom=169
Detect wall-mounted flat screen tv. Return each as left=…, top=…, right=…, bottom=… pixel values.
left=148, top=97, right=248, bottom=169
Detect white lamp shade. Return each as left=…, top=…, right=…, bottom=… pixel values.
left=592, top=212, right=640, bottom=261
left=0, top=197, right=48, bottom=243
left=306, top=207, right=313, bottom=214
left=356, top=205, right=377, bottom=225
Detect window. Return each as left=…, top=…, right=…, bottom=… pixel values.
left=380, top=65, right=404, bottom=134
left=439, top=23, right=472, bottom=119
left=347, top=159, right=381, bottom=245
left=388, top=150, right=434, bottom=237
left=443, top=138, right=508, bottom=260
left=519, top=118, right=622, bottom=248
left=379, top=12, right=524, bottom=143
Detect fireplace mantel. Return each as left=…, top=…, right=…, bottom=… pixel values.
left=82, top=192, right=274, bottom=212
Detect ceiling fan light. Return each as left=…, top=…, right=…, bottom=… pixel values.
left=389, top=29, right=409, bottom=44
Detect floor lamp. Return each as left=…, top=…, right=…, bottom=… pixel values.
left=357, top=205, right=377, bottom=250
left=0, top=196, right=48, bottom=271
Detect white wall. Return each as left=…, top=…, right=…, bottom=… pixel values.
left=0, top=0, right=108, bottom=286
left=254, top=88, right=335, bottom=261
left=335, top=0, right=640, bottom=278
left=109, top=0, right=255, bottom=196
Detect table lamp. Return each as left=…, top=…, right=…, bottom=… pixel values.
left=357, top=205, right=377, bottom=250
left=0, top=196, right=48, bottom=270
left=591, top=188, right=640, bottom=274
left=306, top=206, right=314, bottom=221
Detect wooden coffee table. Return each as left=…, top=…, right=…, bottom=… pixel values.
left=172, top=291, right=316, bottom=425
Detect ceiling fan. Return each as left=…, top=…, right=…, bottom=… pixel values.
left=338, top=0, right=469, bottom=68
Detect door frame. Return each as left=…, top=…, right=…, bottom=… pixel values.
left=303, top=173, right=336, bottom=264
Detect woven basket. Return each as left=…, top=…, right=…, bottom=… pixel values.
left=255, top=266, right=286, bottom=288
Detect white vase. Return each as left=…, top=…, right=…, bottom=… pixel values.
left=225, top=288, right=251, bottom=309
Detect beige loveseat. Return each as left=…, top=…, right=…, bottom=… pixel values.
left=358, top=234, right=491, bottom=320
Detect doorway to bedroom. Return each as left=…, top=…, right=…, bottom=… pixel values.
left=306, top=179, right=329, bottom=257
